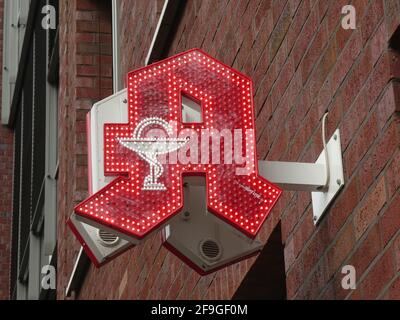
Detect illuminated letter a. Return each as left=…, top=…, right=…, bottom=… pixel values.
left=74, top=49, right=281, bottom=240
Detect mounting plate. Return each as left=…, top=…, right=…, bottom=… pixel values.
left=311, top=129, right=344, bottom=224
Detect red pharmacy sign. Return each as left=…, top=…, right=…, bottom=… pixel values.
left=74, top=49, right=281, bottom=240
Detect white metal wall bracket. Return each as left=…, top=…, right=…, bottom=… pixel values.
left=259, top=129, right=344, bottom=224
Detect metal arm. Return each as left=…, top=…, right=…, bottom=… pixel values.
left=258, top=161, right=327, bottom=192
left=258, top=129, right=344, bottom=224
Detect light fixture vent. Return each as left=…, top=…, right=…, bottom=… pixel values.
left=97, top=229, right=120, bottom=247
left=199, top=239, right=222, bottom=262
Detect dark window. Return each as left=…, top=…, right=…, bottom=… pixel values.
left=9, top=0, right=59, bottom=300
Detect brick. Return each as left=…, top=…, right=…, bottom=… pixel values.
left=286, top=0, right=311, bottom=52
left=360, top=0, right=384, bottom=44
left=252, top=0, right=272, bottom=36
left=386, top=150, right=400, bottom=199
left=326, top=222, right=356, bottom=278
left=281, top=192, right=310, bottom=242
left=340, top=93, right=366, bottom=148
left=76, top=54, right=94, bottom=65
left=292, top=4, right=319, bottom=68
left=284, top=234, right=295, bottom=270
left=378, top=193, right=400, bottom=247
left=349, top=224, right=381, bottom=276
left=359, top=120, right=400, bottom=197
left=326, top=0, right=348, bottom=33
left=340, top=46, right=391, bottom=144
left=75, top=87, right=100, bottom=99
left=354, top=176, right=387, bottom=240
left=344, top=112, right=379, bottom=176
left=365, top=53, right=391, bottom=108
left=382, top=276, right=400, bottom=300
left=370, top=21, right=387, bottom=66
left=286, top=259, right=304, bottom=298
left=76, top=76, right=95, bottom=88
left=327, top=176, right=359, bottom=240
left=301, top=222, right=330, bottom=278
left=77, top=43, right=101, bottom=55
left=76, top=20, right=98, bottom=33
left=76, top=10, right=97, bottom=21
left=271, top=56, right=295, bottom=110
left=76, top=0, right=99, bottom=11
left=360, top=246, right=395, bottom=299
left=301, top=21, right=328, bottom=84
left=296, top=257, right=328, bottom=300
left=76, top=65, right=99, bottom=77
left=315, top=33, right=337, bottom=83
left=394, top=233, right=400, bottom=271
left=394, top=80, right=400, bottom=111
left=331, top=31, right=362, bottom=91
left=272, top=0, right=288, bottom=25
left=268, top=126, right=289, bottom=160
left=76, top=32, right=98, bottom=43
left=347, top=286, right=363, bottom=300
left=376, top=82, right=398, bottom=130
left=291, top=208, right=314, bottom=259
left=319, top=282, right=335, bottom=300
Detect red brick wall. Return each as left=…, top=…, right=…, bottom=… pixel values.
left=75, top=0, right=166, bottom=300
left=58, top=0, right=400, bottom=300
left=0, top=0, right=12, bottom=300
left=57, top=0, right=113, bottom=298
left=118, top=0, right=164, bottom=80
